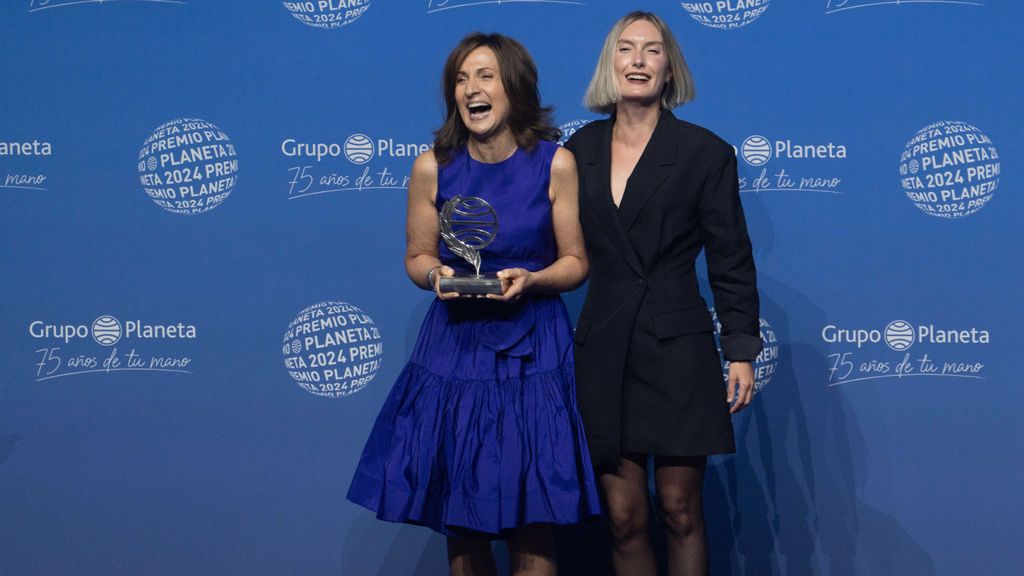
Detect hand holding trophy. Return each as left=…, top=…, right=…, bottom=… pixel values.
left=438, top=195, right=504, bottom=296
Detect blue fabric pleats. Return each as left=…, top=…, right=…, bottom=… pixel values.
left=347, top=296, right=601, bottom=536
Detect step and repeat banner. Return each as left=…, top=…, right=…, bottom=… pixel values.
left=2, top=2, right=1021, bottom=575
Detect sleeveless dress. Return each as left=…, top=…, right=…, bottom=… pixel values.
left=346, top=140, right=601, bottom=537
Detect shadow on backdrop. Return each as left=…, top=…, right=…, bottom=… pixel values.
left=699, top=193, right=935, bottom=576
left=340, top=511, right=449, bottom=575
left=0, top=435, right=18, bottom=468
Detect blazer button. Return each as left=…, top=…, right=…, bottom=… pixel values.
left=636, top=278, right=646, bottom=287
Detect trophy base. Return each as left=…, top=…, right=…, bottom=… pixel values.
left=439, top=276, right=504, bottom=295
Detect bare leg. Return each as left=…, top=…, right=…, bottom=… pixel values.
left=599, top=453, right=657, bottom=576
left=654, top=456, right=708, bottom=576
left=508, top=524, right=557, bottom=576
left=448, top=536, right=498, bottom=576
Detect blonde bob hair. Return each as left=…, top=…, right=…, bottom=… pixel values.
left=584, top=11, right=695, bottom=115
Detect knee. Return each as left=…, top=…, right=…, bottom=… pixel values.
left=604, top=498, right=649, bottom=547
left=658, top=493, right=702, bottom=538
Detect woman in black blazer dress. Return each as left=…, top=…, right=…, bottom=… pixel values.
left=564, top=11, right=761, bottom=576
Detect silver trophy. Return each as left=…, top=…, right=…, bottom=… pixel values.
left=438, top=195, right=503, bottom=295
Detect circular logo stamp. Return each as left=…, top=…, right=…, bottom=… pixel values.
left=344, top=133, right=374, bottom=164
left=138, top=118, right=239, bottom=215
left=282, top=0, right=372, bottom=29
left=91, top=315, right=122, bottom=346
left=680, top=1, right=770, bottom=30
left=557, top=119, right=591, bottom=146
left=713, top=312, right=779, bottom=394
left=741, top=135, right=772, bottom=166
left=899, top=121, right=999, bottom=219
left=884, top=320, right=915, bottom=351
left=282, top=301, right=383, bottom=398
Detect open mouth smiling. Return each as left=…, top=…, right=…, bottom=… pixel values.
left=466, top=102, right=492, bottom=119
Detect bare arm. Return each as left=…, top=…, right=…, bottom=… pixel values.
left=405, top=150, right=460, bottom=298
left=489, top=147, right=588, bottom=300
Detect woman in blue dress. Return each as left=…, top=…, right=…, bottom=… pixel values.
left=347, top=33, right=600, bottom=576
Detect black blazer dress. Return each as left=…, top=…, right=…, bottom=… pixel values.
left=565, top=110, right=761, bottom=469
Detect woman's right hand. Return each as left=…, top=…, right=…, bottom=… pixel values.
left=433, top=265, right=461, bottom=300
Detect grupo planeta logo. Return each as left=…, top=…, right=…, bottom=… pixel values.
left=712, top=312, right=779, bottom=394
left=138, top=118, right=239, bottom=215
left=899, top=121, right=999, bottom=219
left=1, top=137, right=51, bottom=192
left=281, top=133, right=429, bottom=200
left=29, top=0, right=186, bottom=12
left=736, top=133, right=848, bottom=195
left=282, top=0, right=371, bottom=28
left=282, top=301, right=383, bottom=398
left=29, top=315, right=196, bottom=382
left=822, top=318, right=989, bottom=387
left=825, top=0, right=984, bottom=15
left=680, top=0, right=770, bottom=30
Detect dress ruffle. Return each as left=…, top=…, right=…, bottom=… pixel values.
left=347, top=296, right=600, bottom=536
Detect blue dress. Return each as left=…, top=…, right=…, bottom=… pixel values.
left=347, top=141, right=601, bottom=536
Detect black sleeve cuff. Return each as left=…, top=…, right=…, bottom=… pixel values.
left=721, top=334, right=763, bottom=363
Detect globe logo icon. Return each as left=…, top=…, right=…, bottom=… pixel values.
left=741, top=135, right=772, bottom=166
left=283, top=301, right=383, bottom=398
left=445, top=196, right=498, bottom=250
left=92, top=315, right=122, bottom=346
left=344, top=134, right=374, bottom=165
left=138, top=118, right=239, bottom=216
left=899, top=120, right=1000, bottom=219
left=885, top=320, right=915, bottom=351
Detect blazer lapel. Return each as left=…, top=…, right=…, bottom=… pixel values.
left=616, top=110, right=678, bottom=233
left=582, top=119, right=644, bottom=278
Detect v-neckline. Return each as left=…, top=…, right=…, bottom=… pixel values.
left=610, top=124, right=656, bottom=210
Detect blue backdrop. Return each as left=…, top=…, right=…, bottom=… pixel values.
left=2, top=1, right=1021, bottom=575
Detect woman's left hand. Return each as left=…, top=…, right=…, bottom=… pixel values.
left=487, top=268, right=534, bottom=302
left=727, top=361, right=755, bottom=414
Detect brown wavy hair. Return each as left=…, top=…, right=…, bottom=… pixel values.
left=433, top=33, right=561, bottom=165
